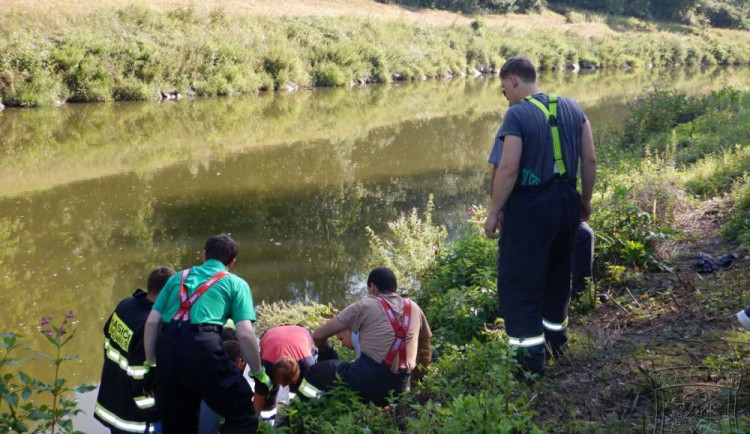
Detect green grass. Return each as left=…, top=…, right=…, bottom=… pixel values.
left=1, top=4, right=750, bottom=106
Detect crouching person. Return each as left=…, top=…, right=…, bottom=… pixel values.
left=308, top=267, right=432, bottom=406
left=253, top=324, right=317, bottom=413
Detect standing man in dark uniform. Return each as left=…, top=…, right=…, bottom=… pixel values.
left=144, top=235, right=270, bottom=433
left=488, top=137, right=596, bottom=296
left=483, top=56, right=597, bottom=376
left=95, top=266, right=175, bottom=434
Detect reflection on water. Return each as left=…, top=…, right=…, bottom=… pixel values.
left=0, top=67, right=748, bottom=431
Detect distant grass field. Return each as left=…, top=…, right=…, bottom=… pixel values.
left=0, top=0, right=472, bottom=25
left=1, top=0, right=749, bottom=106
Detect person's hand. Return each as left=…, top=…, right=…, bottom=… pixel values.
left=317, top=343, right=339, bottom=361
left=249, top=367, right=272, bottom=395
left=483, top=211, right=503, bottom=239
left=580, top=200, right=591, bottom=222
left=143, top=362, right=156, bottom=395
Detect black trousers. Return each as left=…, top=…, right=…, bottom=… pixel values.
left=155, top=324, right=257, bottom=434
left=571, top=222, right=595, bottom=294
left=498, top=179, right=580, bottom=375
left=303, top=354, right=410, bottom=407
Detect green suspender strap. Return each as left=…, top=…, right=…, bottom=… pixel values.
left=524, top=95, right=567, bottom=176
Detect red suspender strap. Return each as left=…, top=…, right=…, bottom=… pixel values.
left=172, top=270, right=230, bottom=322
left=377, top=297, right=412, bottom=372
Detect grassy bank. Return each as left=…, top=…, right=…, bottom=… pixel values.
left=251, top=86, right=750, bottom=431
left=2, top=2, right=750, bottom=106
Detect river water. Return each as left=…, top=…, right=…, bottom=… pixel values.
left=0, top=66, right=747, bottom=431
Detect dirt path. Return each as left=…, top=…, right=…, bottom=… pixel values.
left=535, top=197, right=750, bottom=431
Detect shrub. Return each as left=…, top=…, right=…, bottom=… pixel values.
left=685, top=145, right=750, bottom=197
left=113, top=77, right=158, bottom=101
left=723, top=176, right=750, bottom=249
left=1, top=69, right=62, bottom=107
left=312, top=63, right=348, bottom=87
left=366, top=195, right=447, bottom=294
left=280, top=381, right=398, bottom=433
left=418, top=234, right=498, bottom=349
left=623, top=87, right=703, bottom=146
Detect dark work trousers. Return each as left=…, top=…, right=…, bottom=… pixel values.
left=338, top=354, right=410, bottom=407
left=301, top=354, right=410, bottom=407
left=155, top=323, right=258, bottom=434
left=498, top=178, right=581, bottom=375
left=571, top=222, right=595, bottom=295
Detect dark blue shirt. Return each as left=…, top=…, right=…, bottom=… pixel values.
left=493, top=93, right=587, bottom=186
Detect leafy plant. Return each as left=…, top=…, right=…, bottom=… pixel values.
left=279, top=379, right=398, bottom=433
left=366, top=195, right=447, bottom=295
left=418, top=233, right=498, bottom=349
left=0, top=311, right=95, bottom=433
left=723, top=175, right=750, bottom=249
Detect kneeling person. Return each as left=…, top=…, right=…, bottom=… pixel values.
left=253, top=324, right=316, bottom=413
left=310, top=267, right=432, bottom=406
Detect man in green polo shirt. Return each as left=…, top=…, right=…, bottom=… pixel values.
left=144, top=234, right=271, bottom=433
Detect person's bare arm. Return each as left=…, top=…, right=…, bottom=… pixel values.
left=235, top=319, right=262, bottom=375
left=490, top=164, right=498, bottom=197
left=484, top=136, right=521, bottom=238
left=144, top=310, right=162, bottom=365
left=579, top=120, right=597, bottom=221
left=412, top=335, right=432, bottom=382
left=312, top=317, right=347, bottom=350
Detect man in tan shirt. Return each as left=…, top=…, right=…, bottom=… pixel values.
left=309, top=267, right=432, bottom=406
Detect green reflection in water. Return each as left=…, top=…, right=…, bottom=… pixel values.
left=0, top=67, right=748, bottom=391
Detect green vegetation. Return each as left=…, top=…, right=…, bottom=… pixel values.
left=1, top=312, right=95, bottom=433
left=376, top=0, right=543, bottom=14
left=2, top=4, right=750, bottom=107
left=549, top=0, right=749, bottom=29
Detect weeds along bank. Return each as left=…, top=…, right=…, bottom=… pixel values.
left=2, top=5, right=750, bottom=107
left=254, top=87, right=750, bottom=431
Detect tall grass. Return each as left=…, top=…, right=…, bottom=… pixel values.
left=1, top=5, right=750, bottom=106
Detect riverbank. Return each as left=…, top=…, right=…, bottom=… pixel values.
left=257, top=87, right=750, bottom=431
left=1, top=1, right=750, bottom=106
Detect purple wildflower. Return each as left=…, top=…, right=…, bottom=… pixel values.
left=66, top=310, right=75, bottom=319
left=41, top=317, right=50, bottom=326
left=43, top=329, right=53, bottom=337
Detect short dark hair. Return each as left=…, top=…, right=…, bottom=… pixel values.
left=223, top=340, right=242, bottom=362
left=367, top=267, right=397, bottom=293
left=499, top=56, right=537, bottom=84
left=147, top=266, right=176, bottom=295
left=204, top=234, right=239, bottom=265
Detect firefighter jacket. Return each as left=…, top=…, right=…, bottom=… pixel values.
left=94, top=289, right=158, bottom=433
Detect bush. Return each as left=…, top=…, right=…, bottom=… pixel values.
left=1, top=69, right=62, bottom=107
left=366, top=195, right=447, bottom=294
left=312, top=63, right=348, bottom=87
left=697, top=1, right=749, bottom=29
left=623, top=87, right=703, bottom=147
left=113, top=77, right=158, bottom=100
left=723, top=176, right=750, bottom=249
left=685, top=146, right=750, bottom=197
left=418, top=234, right=498, bottom=349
